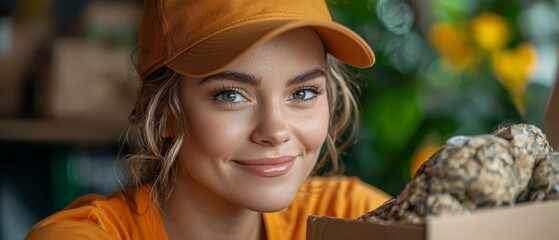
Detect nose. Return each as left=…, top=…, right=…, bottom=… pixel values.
left=250, top=104, right=291, bottom=147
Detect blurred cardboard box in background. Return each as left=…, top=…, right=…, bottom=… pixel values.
left=307, top=201, right=559, bottom=240
left=41, top=1, right=141, bottom=124
left=46, top=38, right=137, bottom=124
left=0, top=1, right=142, bottom=122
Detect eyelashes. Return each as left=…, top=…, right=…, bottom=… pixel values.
left=288, top=86, right=325, bottom=102
left=210, top=85, right=248, bottom=105
left=209, top=84, right=325, bottom=106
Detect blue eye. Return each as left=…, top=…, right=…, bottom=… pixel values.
left=290, top=89, right=317, bottom=100
left=216, top=90, right=246, bottom=103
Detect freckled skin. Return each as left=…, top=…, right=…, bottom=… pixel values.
left=162, top=28, right=329, bottom=239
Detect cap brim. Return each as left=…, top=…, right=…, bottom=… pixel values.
left=167, top=19, right=375, bottom=78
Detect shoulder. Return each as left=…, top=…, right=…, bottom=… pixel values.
left=26, top=193, right=125, bottom=240
left=262, top=176, right=390, bottom=239
left=294, top=176, right=391, bottom=218
left=304, top=176, right=388, bottom=196
left=26, top=219, right=116, bottom=240
left=26, top=186, right=166, bottom=240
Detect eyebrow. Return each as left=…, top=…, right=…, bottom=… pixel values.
left=200, top=71, right=261, bottom=86
left=199, top=68, right=326, bottom=86
left=286, top=68, right=326, bottom=85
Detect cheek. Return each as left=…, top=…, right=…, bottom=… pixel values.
left=293, top=104, right=330, bottom=153
left=181, top=104, right=250, bottom=157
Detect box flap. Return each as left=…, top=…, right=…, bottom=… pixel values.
left=427, top=201, right=559, bottom=240
left=545, top=79, right=558, bottom=150
left=306, top=215, right=424, bottom=240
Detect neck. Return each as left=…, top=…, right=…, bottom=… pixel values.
left=161, top=173, right=264, bottom=240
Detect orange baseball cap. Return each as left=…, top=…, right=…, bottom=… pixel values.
left=139, top=0, right=375, bottom=79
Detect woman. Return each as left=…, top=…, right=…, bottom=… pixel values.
left=27, top=0, right=390, bottom=239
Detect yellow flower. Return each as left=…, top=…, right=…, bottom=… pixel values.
left=410, top=145, right=440, bottom=177
left=471, top=12, right=510, bottom=52
left=490, top=43, right=538, bottom=115
left=429, top=22, right=476, bottom=71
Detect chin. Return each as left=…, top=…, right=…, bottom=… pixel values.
left=246, top=197, right=294, bottom=213
left=237, top=184, right=300, bottom=213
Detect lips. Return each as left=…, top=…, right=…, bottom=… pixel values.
left=234, top=156, right=295, bottom=177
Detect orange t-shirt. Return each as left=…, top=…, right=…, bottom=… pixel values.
left=26, top=176, right=390, bottom=240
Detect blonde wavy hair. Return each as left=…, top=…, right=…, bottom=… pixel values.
left=124, top=54, right=361, bottom=207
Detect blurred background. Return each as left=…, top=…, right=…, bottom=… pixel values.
left=0, top=0, right=557, bottom=239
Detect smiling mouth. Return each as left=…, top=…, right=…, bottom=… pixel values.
left=234, top=156, right=296, bottom=177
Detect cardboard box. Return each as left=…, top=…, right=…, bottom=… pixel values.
left=545, top=80, right=558, bottom=150
left=307, top=201, right=559, bottom=240
left=47, top=37, right=137, bottom=124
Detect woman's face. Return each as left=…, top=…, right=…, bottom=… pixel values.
left=176, top=28, right=329, bottom=212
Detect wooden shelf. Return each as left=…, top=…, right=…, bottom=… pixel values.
left=0, top=119, right=131, bottom=144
